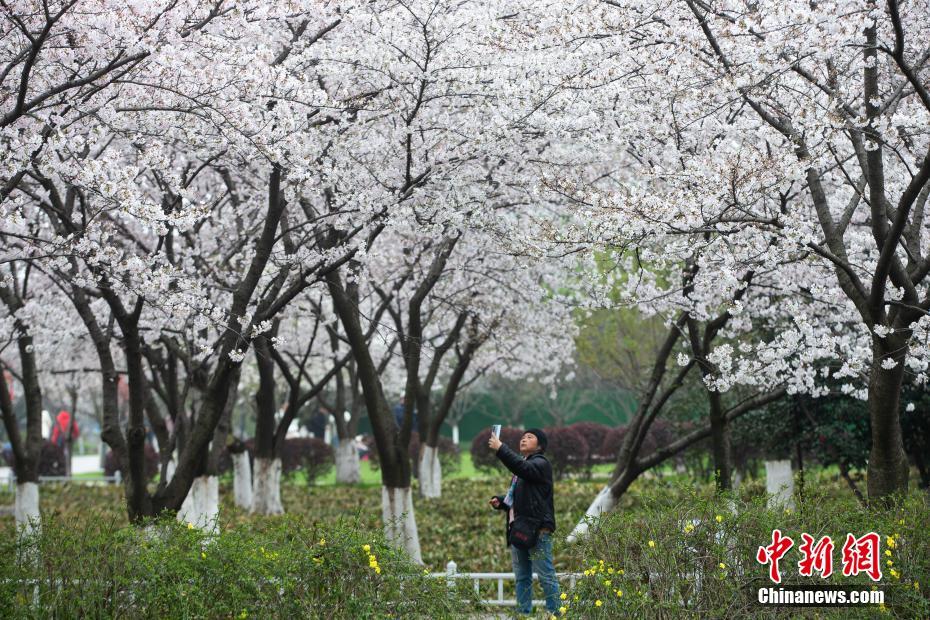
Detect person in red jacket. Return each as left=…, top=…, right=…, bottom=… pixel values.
left=50, top=410, right=79, bottom=446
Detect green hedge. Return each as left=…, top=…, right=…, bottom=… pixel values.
left=0, top=516, right=476, bottom=619
left=566, top=484, right=929, bottom=618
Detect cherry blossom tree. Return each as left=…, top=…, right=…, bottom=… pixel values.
left=579, top=0, right=930, bottom=500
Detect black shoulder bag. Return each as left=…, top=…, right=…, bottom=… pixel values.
left=508, top=515, right=540, bottom=550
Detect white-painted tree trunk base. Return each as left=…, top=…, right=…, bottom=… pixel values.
left=251, top=457, right=283, bottom=515
left=15, top=482, right=40, bottom=537
left=732, top=469, right=743, bottom=490
left=566, top=484, right=617, bottom=544
left=418, top=446, right=442, bottom=498
left=382, top=486, right=422, bottom=564
left=232, top=453, right=253, bottom=509
left=177, top=476, right=219, bottom=533
left=165, top=459, right=176, bottom=484
left=335, top=441, right=360, bottom=484
left=765, top=460, right=795, bottom=509
left=451, top=424, right=459, bottom=445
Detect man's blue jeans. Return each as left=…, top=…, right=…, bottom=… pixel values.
left=510, top=531, right=560, bottom=614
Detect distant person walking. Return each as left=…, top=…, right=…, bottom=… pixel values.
left=488, top=428, right=560, bottom=616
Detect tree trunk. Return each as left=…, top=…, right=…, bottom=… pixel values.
left=764, top=459, right=795, bottom=509
left=565, top=483, right=619, bottom=543
left=232, top=452, right=253, bottom=509
left=335, top=441, right=360, bottom=484
left=153, top=165, right=287, bottom=516
left=0, top=307, right=45, bottom=535
left=865, top=338, right=910, bottom=501
left=14, top=482, right=40, bottom=537
left=566, top=388, right=785, bottom=542
left=418, top=445, right=441, bottom=498
left=326, top=268, right=421, bottom=558
left=382, top=485, right=423, bottom=564
left=251, top=457, right=283, bottom=515
left=114, top=309, right=155, bottom=522
left=252, top=335, right=282, bottom=515
left=708, top=390, right=732, bottom=491
left=177, top=475, right=219, bottom=532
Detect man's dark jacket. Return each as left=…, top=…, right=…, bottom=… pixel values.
left=492, top=443, right=556, bottom=544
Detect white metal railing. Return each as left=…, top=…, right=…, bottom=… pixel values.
left=431, top=560, right=582, bottom=607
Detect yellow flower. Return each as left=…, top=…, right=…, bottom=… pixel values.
left=595, top=600, right=602, bottom=607
left=890, top=569, right=900, bottom=579
left=319, top=538, right=326, bottom=546
left=618, top=569, right=624, bottom=575
left=603, top=580, right=611, bottom=587
left=599, top=559, right=605, bottom=564
left=885, top=549, right=892, bottom=556
left=573, top=595, right=579, bottom=602
left=783, top=508, right=792, bottom=515
left=607, top=568, right=615, bottom=574
left=583, top=570, right=591, bottom=577
left=719, top=563, right=726, bottom=570
left=715, top=515, right=723, bottom=523
left=647, top=540, right=655, bottom=548
left=560, top=593, right=567, bottom=600
left=898, top=519, right=904, bottom=526
left=423, top=569, right=429, bottom=575
left=363, top=544, right=371, bottom=552
left=201, top=552, right=206, bottom=560
left=886, top=560, right=893, bottom=567
left=886, top=536, right=896, bottom=549
left=239, top=610, right=247, bottom=619
left=375, top=567, right=381, bottom=574
left=559, top=607, right=567, bottom=615
left=616, top=589, right=623, bottom=597
left=683, top=523, right=694, bottom=533
left=187, top=522, right=194, bottom=530
left=913, top=581, right=919, bottom=590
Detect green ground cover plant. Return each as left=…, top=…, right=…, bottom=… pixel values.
left=1, top=468, right=926, bottom=618
left=0, top=515, right=477, bottom=619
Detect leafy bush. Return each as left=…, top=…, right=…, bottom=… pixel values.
left=599, top=419, right=675, bottom=462
left=544, top=425, right=589, bottom=480
left=103, top=444, right=159, bottom=482
left=240, top=438, right=334, bottom=484
left=3, top=441, right=68, bottom=477
left=280, top=437, right=334, bottom=485
left=0, top=515, right=478, bottom=618
left=567, top=422, right=613, bottom=466
left=470, top=426, right=523, bottom=473
left=566, top=485, right=930, bottom=619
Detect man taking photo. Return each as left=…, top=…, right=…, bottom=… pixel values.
left=488, top=428, right=561, bottom=616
